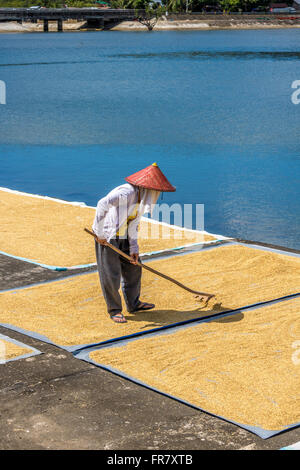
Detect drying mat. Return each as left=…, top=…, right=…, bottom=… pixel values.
left=0, top=333, right=41, bottom=364
left=0, top=243, right=299, bottom=352
left=76, top=297, right=300, bottom=439
left=0, top=188, right=220, bottom=270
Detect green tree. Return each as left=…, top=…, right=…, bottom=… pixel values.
left=219, top=0, right=240, bottom=11
left=110, top=0, right=133, bottom=7
left=219, top=0, right=270, bottom=11
left=165, top=0, right=184, bottom=12
left=110, top=0, right=150, bottom=7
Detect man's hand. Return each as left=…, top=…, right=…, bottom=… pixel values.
left=130, top=253, right=139, bottom=265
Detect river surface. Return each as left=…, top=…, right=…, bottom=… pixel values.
left=0, top=29, right=299, bottom=249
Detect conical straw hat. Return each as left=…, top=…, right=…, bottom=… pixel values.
left=125, top=163, right=176, bottom=192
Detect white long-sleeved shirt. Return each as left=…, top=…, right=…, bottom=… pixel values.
left=92, top=183, right=160, bottom=255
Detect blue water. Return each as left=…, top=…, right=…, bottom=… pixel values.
left=0, top=30, right=299, bottom=249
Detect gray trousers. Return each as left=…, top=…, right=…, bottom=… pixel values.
left=95, top=238, right=142, bottom=316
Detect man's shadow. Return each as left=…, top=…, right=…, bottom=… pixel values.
left=125, top=301, right=244, bottom=329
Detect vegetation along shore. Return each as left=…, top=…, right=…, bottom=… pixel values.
left=1, top=0, right=300, bottom=32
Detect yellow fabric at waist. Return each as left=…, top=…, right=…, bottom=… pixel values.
left=116, top=204, right=139, bottom=237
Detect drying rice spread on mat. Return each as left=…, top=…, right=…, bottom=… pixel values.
left=90, top=297, right=300, bottom=432
left=0, top=189, right=215, bottom=267
left=0, top=244, right=299, bottom=348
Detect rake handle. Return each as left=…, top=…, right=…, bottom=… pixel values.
left=84, top=228, right=214, bottom=298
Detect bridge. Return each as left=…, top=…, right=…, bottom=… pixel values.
left=0, top=8, right=299, bottom=32
left=0, top=8, right=139, bottom=31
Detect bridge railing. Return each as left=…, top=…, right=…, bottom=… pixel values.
left=0, top=8, right=141, bottom=21
left=0, top=8, right=299, bottom=21
left=0, top=8, right=139, bottom=19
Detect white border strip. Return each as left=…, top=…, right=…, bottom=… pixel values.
left=0, top=186, right=94, bottom=208
left=141, top=216, right=231, bottom=240
left=281, top=441, right=300, bottom=450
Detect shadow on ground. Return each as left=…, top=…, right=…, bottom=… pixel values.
left=124, top=303, right=243, bottom=329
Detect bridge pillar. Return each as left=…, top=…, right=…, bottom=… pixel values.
left=57, top=19, right=63, bottom=32
left=43, top=19, right=48, bottom=32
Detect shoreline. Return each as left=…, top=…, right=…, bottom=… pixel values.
left=1, top=19, right=300, bottom=33
left=111, top=17, right=300, bottom=31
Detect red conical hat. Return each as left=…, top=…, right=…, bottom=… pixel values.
left=125, top=163, right=176, bottom=192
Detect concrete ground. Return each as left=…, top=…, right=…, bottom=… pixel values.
left=0, top=246, right=299, bottom=450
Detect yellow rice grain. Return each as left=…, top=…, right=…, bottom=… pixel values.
left=0, top=245, right=299, bottom=347
left=0, top=190, right=215, bottom=266
left=0, top=338, right=34, bottom=361
left=90, top=298, right=300, bottom=431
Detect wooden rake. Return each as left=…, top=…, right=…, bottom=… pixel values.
left=84, top=228, right=215, bottom=301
